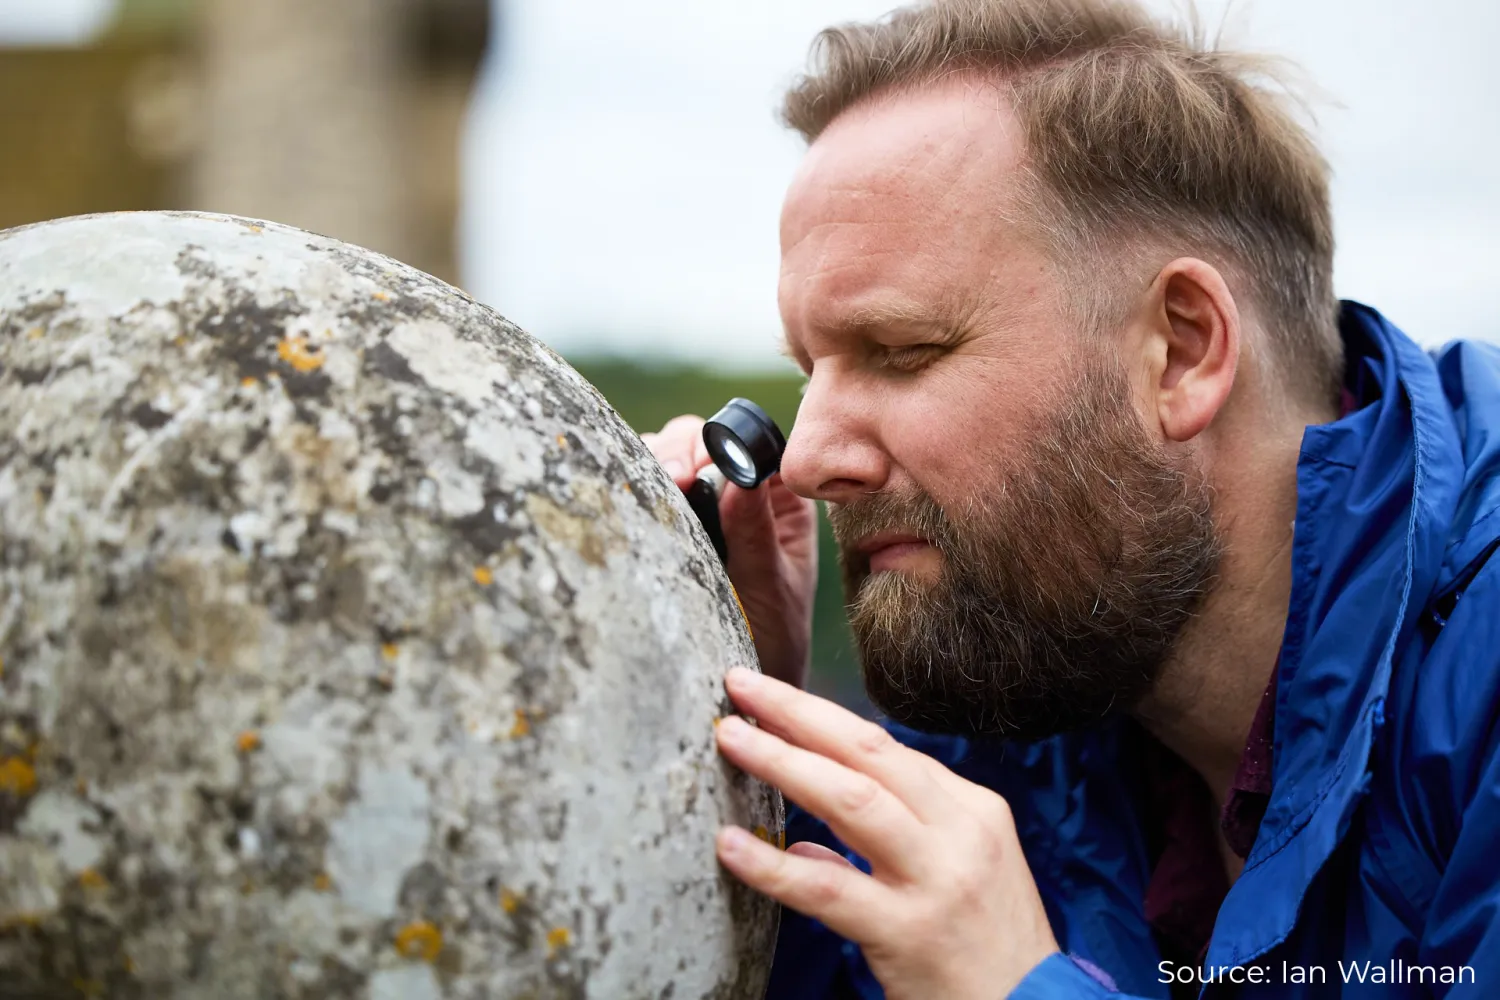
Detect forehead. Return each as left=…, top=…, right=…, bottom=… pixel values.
left=779, top=79, right=1035, bottom=338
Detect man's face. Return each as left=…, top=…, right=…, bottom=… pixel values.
left=776, top=81, right=1221, bottom=739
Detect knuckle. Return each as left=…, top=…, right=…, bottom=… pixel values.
left=801, top=865, right=846, bottom=909
left=852, top=721, right=895, bottom=759
left=836, top=774, right=884, bottom=815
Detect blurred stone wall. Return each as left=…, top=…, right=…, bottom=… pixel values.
left=0, top=0, right=488, bottom=286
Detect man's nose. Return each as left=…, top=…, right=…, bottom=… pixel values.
left=778, top=375, right=888, bottom=505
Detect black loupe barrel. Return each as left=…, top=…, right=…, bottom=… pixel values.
left=702, top=398, right=786, bottom=489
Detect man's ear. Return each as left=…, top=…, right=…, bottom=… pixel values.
left=1141, top=258, right=1240, bottom=443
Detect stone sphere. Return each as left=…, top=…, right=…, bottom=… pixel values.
left=0, top=212, right=781, bottom=999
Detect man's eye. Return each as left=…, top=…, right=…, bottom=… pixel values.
left=876, top=345, right=944, bottom=372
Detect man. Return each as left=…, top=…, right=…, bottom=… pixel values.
left=643, top=0, right=1500, bottom=996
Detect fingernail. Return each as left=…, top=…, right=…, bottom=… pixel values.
left=719, top=826, right=755, bottom=856
left=726, top=667, right=762, bottom=690
left=663, top=460, right=685, bottom=479
left=715, top=715, right=749, bottom=742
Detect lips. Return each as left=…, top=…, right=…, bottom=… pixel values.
left=855, top=532, right=934, bottom=573
left=856, top=532, right=929, bottom=555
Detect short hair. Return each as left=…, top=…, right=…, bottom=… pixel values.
left=781, top=0, right=1342, bottom=407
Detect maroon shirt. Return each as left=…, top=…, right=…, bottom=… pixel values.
left=1140, top=666, right=1277, bottom=968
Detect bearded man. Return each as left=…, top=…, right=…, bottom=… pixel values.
left=642, top=0, right=1500, bottom=996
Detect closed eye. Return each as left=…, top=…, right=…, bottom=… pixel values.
left=875, top=344, right=948, bottom=372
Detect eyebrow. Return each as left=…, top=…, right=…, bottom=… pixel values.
left=780, top=297, right=962, bottom=365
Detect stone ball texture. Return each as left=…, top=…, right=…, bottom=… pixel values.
left=0, top=212, right=781, bottom=999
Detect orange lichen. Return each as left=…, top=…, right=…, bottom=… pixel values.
left=545, top=926, right=572, bottom=956
left=753, top=826, right=770, bottom=844
left=77, top=868, right=107, bottom=890
left=277, top=334, right=325, bottom=373
left=621, top=482, right=632, bottom=493
left=777, top=828, right=787, bottom=850
left=729, top=585, right=753, bottom=641
left=472, top=566, right=493, bottom=586
left=394, top=920, right=443, bottom=962
left=373, top=291, right=390, bottom=302
left=508, top=709, right=531, bottom=739
left=499, top=888, right=522, bottom=914
left=0, top=757, right=37, bottom=797
left=313, top=872, right=333, bottom=893
left=241, top=376, right=258, bottom=388
left=381, top=642, right=399, bottom=661
left=555, top=434, right=569, bottom=449
left=235, top=730, right=262, bottom=754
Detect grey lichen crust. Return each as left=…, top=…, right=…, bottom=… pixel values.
left=0, top=212, right=782, bottom=999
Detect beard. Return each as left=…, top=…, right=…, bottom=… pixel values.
left=826, top=355, right=1222, bottom=741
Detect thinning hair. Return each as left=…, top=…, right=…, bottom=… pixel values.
left=781, top=0, right=1342, bottom=406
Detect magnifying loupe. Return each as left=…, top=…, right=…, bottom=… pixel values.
left=681, top=398, right=787, bottom=565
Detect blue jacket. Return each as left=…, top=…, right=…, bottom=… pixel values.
left=768, top=303, right=1500, bottom=998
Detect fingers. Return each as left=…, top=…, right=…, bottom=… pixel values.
left=639, top=415, right=712, bottom=488
left=715, top=715, right=929, bottom=881
left=722, top=668, right=955, bottom=825
left=716, top=825, right=891, bottom=940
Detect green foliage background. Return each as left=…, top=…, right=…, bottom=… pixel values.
left=569, top=355, right=868, bottom=710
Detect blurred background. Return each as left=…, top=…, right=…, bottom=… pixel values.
left=2, top=0, right=1497, bottom=710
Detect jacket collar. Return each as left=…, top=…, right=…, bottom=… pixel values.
left=1205, top=301, right=1465, bottom=966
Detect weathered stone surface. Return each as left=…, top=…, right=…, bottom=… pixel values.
left=0, top=212, right=781, bottom=999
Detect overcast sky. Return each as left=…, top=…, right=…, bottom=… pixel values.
left=460, top=0, right=1500, bottom=369
left=3, top=1, right=1495, bottom=369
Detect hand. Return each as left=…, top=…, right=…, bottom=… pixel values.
left=713, top=667, right=1060, bottom=1000
left=641, top=416, right=818, bottom=689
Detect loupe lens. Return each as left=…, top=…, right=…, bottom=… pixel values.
left=703, top=398, right=786, bottom=489
left=719, top=437, right=753, bottom=477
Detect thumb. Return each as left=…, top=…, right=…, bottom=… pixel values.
left=785, top=842, right=859, bottom=869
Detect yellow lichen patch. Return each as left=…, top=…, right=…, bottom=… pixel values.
left=777, top=828, right=786, bottom=850
left=621, top=481, right=632, bottom=493
left=373, top=291, right=390, bottom=302
left=313, top=872, right=333, bottom=893
left=277, top=334, right=325, bottom=373
left=555, top=434, right=569, bottom=449
left=381, top=642, right=399, bottom=661
left=77, top=868, right=107, bottom=890
left=545, top=926, right=572, bottom=957
left=753, top=826, right=770, bottom=844
left=499, top=888, right=522, bottom=913
left=25, top=326, right=43, bottom=340
left=0, top=756, right=37, bottom=797
left=235, top=730, right=262, bottom=754
left=247, top=224, right=264, bottom=234
left=508, top=709, right=531, bottom=739
left=241, top=376, right=258, bottom=388
left=71, top=978, right=104, bottom=997
left=173, top=335, right=186, bottom=348
left=472, top=566, right=494, bottom=586
left=394, top=920, right=443, bottom=963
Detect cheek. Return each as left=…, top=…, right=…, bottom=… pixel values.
left=878, top=367, right=1032, bottom=503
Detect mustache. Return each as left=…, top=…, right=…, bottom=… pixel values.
left=825, top=486, right=951, bottom=556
